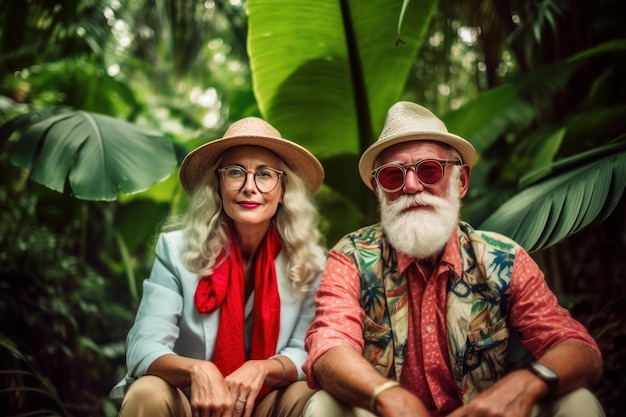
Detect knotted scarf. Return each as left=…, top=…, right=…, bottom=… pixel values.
left=194, top=226, right=282, bottom=401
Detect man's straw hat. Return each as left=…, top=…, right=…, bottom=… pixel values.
left=358, top=101, right=476, bottom=189
left=180, top=117, right=324, bottom=193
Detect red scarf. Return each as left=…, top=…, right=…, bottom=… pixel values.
left=194, top=226, right=282, bottom=401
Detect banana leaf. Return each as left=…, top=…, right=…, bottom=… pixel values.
left=479, top=140, right=626, bottom=252
left=0, top=107, right=176, bottom=201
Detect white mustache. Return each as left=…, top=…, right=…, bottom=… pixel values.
left=386, top=192, right=447, bottom=213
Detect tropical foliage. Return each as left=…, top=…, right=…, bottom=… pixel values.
left=0, top=0, right=624, bottom=416
left=1, top=107, right=176, bottom=200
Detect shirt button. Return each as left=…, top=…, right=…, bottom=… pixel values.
left=426, top=325, right=433, bottom=332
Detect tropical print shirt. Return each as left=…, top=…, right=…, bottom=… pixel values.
left=304, top=222, right=601, bottom=415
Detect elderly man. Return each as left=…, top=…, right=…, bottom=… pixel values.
left=302, top=101, right=604, bottom=417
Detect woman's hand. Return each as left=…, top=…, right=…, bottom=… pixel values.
left=188, top=361, right=234, bottom=417
left=148, top=355, right=240, bottom=417
left=225, top=360, right=271, bottom=417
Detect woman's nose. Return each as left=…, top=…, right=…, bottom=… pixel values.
left=241, top=172, right=257, bottom=193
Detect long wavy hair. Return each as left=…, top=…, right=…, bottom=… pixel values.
left=164, top=154, right=326, bottom=297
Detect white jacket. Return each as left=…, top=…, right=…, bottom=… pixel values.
left=110, top=229, right=321, bottom=399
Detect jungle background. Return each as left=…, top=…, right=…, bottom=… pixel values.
left=0, top=0, right=624, bottom=416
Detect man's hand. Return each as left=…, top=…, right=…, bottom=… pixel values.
left=446, top=370, right=545, bottom=417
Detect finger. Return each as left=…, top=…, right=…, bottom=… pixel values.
left=242, top=399, right=254, bottom=417
left=234, top=397, right=247, bottom=415
left=242, top=393, right=257, bottom=417
left=190, top=403, right=201, bottom=417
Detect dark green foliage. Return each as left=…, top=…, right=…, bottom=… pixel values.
left=535, top=204, right=626, bottom=417
left=0, top=162, right=135, bottom=416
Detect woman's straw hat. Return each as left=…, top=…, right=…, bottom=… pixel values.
left=358, top=101, right=476, bottom=189
left=180, top=117, right=324, bottom=193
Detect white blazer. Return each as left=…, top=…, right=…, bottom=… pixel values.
left=110, top=229, right=321, bottom=399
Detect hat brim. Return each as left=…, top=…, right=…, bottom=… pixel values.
left=180, top=134, right=324, bottom=193
left=358, top=132, right=476, bottom=190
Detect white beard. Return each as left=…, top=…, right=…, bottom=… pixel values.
left=379, top=170, right=461, bottom=259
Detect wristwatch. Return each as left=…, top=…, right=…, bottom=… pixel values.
left=526, top=362, right=559, bottom=397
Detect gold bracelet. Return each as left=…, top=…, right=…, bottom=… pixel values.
left=270, top=356, right=287, bottom=388
left=370, top=380, right=400, bottom=411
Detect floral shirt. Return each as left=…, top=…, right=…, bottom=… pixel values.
left=304, top=222, right=601, bottom=416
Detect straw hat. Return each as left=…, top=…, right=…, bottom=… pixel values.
left=358, top=101, right=476, bottom=189
left=180, top=117, right=324, bottom=193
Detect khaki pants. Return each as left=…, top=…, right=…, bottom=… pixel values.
left=303, top=388, right=605, bottom=417
left=118, top=375, right=315, bottom=417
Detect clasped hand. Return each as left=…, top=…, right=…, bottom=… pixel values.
left=189, top=360, right=268, bottom=417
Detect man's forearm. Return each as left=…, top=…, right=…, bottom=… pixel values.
left=313, top=345, right=392, bottom=410
left=534, top=340, right=602, bottom=396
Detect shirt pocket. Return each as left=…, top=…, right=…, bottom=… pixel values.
left=467, top=317, right=509, bottom=351
left=363, top=315, right=392, bottom=348
left=463, top=318, right=510, bottom=384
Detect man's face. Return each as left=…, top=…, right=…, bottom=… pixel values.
left=373, top=141, right=470, bottom=259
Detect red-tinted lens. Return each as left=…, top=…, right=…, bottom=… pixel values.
left=416, top=160, right=443, bottom=184
left=377, top=165, right=406, bottom=190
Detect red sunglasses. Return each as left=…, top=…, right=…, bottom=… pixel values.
left=371, top=159, right=461, bottom=192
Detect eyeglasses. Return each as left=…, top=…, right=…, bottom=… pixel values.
left=371, top=159, right=462, bottom=192
left=217, top=165, right=284, bottom=193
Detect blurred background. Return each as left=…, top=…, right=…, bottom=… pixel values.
left=0, top=0, right=624, bottom=416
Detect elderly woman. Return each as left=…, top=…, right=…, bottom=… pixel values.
left=111, top=117, right=326, bottom=417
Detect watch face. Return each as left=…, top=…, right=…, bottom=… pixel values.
left=531, top=363, right=558, bottom=380
left=529, top=362, right=559, bottom=396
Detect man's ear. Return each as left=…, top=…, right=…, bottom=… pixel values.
left=371, top=179, right=381, bottom=200
left=459, top=165, right=471, bottom=198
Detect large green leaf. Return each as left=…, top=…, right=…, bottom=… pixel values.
left=247, top=0, right=437, bottom=229
left=247, top=0, right=437, bottom=159
left=441, top=39, right=626, bottom=159
left=519, top=133, right=626, bottom=188
left=442, top=85, right=537, bottom=156
left=1, top=108, right=176, bottom=201
left=479, top=141, right=626, bottom=252
left=441, top=41, right=626, bottom=228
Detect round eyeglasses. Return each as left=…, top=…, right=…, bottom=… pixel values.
left=371, top=159, right=462, bottom=192
left=217, top=165, right=284, bottom=193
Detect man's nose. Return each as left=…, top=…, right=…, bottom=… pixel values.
left=402, top=168, right=425, bottom=194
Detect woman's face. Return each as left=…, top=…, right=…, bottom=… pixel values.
left=218, top=145, right=284, bottom=234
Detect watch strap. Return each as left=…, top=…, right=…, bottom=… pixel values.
left=526, top=362, right=559, bottom=397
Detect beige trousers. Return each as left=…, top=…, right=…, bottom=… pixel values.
left=302, top=388, right=605, bottom=417
left=118, top=375, right=316, bottom=417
